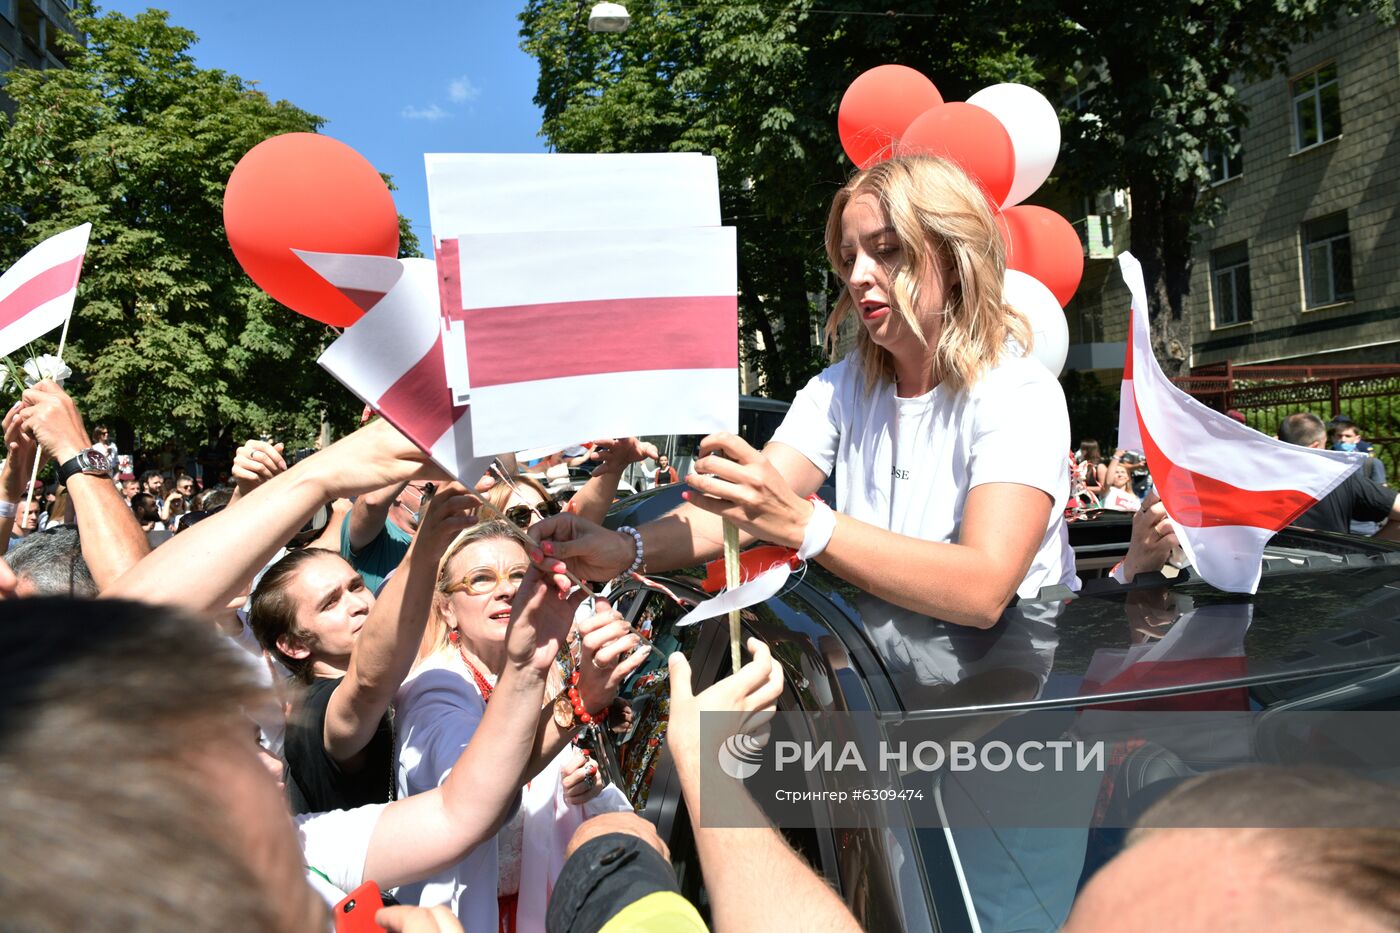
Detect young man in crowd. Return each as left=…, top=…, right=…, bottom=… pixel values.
left=1281, top=412, right=1399, bottom=539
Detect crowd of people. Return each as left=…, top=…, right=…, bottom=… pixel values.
left=1, top=154, right=1396, bottom=932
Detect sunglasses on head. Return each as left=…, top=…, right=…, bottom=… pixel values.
left=504, top=498, right=561, bottom=529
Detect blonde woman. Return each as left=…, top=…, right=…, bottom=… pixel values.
left=393, top=520, right=645, bottom=932
left=534, top=155, right=1077, bottom=629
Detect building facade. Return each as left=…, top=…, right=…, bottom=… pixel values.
left=0, top=0, right=82, bottom=116
left=1065, top=13, right=1399, bottom=374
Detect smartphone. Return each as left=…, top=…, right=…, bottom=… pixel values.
left=333, top=881, right=385, bottom=933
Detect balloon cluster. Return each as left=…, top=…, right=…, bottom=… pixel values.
left=838, top=65, right=1082, bottom=375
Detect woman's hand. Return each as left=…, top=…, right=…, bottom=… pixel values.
left=585, top=437, right=659, bottom=477
left=683, top=432, right=813, bottom=549
left=504, top=564, right=583, bottom=674
left=561, top=747, right=603, bottom=806
left=574, top=598, right=650, bottom=714
left=528, top=513, right=636, bottom=582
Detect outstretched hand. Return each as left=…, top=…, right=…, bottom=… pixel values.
left=504, top=563, right=584, bottom=674
left=231, top=439, right=286, bottom=497
left=666, top=637, right=784, bottom=774
left=528, top=513, right=635, bottom=582
left=574, top=597, right=650, bottom=714
left=1121, top=491, right=1179, bottom=581
left=585, top=437, right=658, bottom=477
left=684, top=432, right=811, bottom=549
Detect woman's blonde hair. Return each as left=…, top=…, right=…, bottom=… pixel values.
left=425, top=519, right=525, bottom=656
left=484, top=473, right=552, bottom=515
left=823, top=155, right=1032, bottom=395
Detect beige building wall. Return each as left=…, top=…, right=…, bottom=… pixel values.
left=1066, top=14, right=1399, bottom=370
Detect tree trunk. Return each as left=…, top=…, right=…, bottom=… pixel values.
left=739, top=263, right=786, bottom=397
left=1126, top=171, right=1197, bottom=379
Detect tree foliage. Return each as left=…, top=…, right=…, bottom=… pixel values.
left=521, top=0, right=1391, bottom=388
left=0, top=2, right=414, bottom=450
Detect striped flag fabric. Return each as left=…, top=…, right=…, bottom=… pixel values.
left=0, top=223, right=91, bottom=358
left=438, top=226, right=738, bottom=454
left=305, top=251, right=492, bottom=485
left=1116, top=252, right=1362, bottom=593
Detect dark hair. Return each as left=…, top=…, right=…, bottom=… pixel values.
left=194, top=485, right=234, bottom=511
left=1279, top=412, right=1327, bottom=447
left=249, top=547, right=343, bottom=683
left=130, top=492, right=160, bottom=525
left=0, top=598, right=280, bottom=931
left=139, top=469, right=164, bottom=491
left=1078, top=439, right=1102, bottom=464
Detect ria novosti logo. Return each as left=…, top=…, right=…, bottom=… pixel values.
left=717, top=732, right=766, bottom=779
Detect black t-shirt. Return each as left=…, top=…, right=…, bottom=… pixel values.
left=1292, top=471, right=1395, bottom=534
left=284, top=676, right=395, bottom=815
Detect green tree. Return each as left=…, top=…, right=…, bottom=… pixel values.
left=0, top=2, right=416, bottom=452
left=520, top=0, right=1039, bottom=399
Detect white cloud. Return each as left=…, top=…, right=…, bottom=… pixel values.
left=401, top=103, right=449, bottom=121
left=448, top=76, right=480, bottom=104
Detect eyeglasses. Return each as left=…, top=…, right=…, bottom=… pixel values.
left=504, top=497, right=561, bottom=529
left=442, top=563, right=529, bottom=596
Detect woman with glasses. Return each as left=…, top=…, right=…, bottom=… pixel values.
left=249, top=482, right=480, bottom=814
left=393, top=520, right=648, bottom=931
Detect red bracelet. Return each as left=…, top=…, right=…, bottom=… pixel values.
left=567, top=670, right=608, bottom=725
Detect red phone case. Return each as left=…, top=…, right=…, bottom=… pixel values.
left=333, top=880, right=386, bottom=933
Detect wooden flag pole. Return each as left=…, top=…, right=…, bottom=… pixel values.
left=723, top=517, right=742, bottom=672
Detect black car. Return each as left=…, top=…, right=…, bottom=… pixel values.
left=592, top=478, right=1400, bottom=932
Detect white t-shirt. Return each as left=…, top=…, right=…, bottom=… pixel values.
left=297, top=803, right=387, bottom=906
left=770, top=352, right=1078, bottom=599
left=392, top=651, right=499, bottom=932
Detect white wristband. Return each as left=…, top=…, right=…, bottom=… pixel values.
left=0, top=500, right=14, bottom=519
left=797, top=499, right=836, bottom=561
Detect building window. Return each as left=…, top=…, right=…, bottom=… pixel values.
left=1210, top=243, right=1252, bottom=327
left=1291, top=62, right=1341, bottom=151
left=1302, top=213, right=1354, bottom=307
left=1205, top=127, right=1243, bottom=183
left=0, top=0, right=13, bottom=24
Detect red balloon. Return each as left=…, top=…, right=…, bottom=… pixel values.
left=224, top=133, right=399, bottom=327
left=995, top=205, right=1084, bottom=307
left=838, top=65, right=943, bottom=170
left=896, top=102, right=1016, bottom=207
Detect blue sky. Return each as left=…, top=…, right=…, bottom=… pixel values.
left=102, top=0, right=550, bottom=253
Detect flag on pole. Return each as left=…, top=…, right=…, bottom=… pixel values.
left=0, top=223, right=91, bottom=358
left=1116, top=252, right=1362, bottom=593
left=304, top=251, right=492, bottom=485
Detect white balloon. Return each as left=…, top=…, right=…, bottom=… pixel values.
left=968, top=83, right=1061, bottom=208
left=1004, top=269, right=1068, bottom=376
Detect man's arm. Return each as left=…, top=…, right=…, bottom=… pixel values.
left=323, top=485, right=477, bottom=767
left=346, top=482, right=407, bottom=553
left=104, top=420, right=446, bottom=610
left=666, top=641, right=859, bottom=933
left=18, top=381, right=149, bottom=586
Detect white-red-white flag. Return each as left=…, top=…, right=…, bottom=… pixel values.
left=304, top=251, right=492, bottom=485
left=1116, top=252, right=1362, bottom=593
left=437, top=226, right=738, bottom=454
left=0, top=223, right=91, bottom=358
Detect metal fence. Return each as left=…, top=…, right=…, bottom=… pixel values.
left=1174, top=363, right=1400, bottom=481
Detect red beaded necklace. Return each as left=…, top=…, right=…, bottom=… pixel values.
left=458, top=646, right=495, bottom=702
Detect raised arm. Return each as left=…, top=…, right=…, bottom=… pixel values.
left=0, top=403, right=39, bottom=555
left=323, top=483, right=477, bottom=765
left=18, top=381, right=149, bottom=586
left=567, top=438, right=658, bottom=526
left=361, top=563, right=580, bottom=888
left=666, top=639, right=859, bottom=933
left=104, top=419, right=445, bottom=609
left=347, top=482, right=407, bottom=553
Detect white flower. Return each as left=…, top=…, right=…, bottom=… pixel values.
left=22, top=355, right=72, bottom=387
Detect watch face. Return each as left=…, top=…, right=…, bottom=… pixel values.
left=78, top=449, right=110, bottom=473
left=553, top=695, right=576, bottom=729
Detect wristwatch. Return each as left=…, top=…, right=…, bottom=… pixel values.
left=552, top=694, right=577, bottom=729
left=56, top=448, right=111, bottom=484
